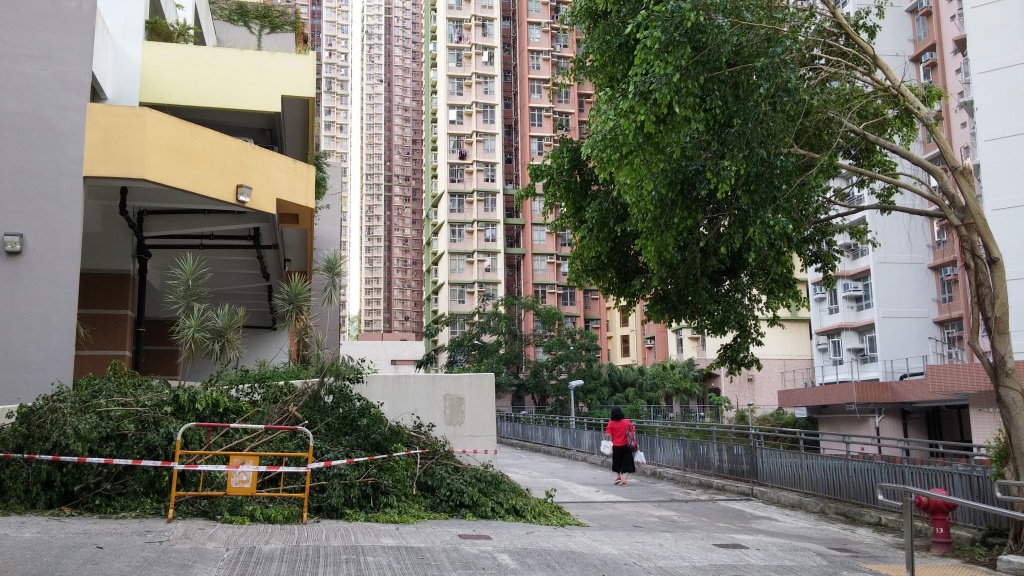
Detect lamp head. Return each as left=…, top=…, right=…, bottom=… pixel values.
left=568, top=379, right=584, bottom=390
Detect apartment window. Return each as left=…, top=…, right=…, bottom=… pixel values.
left=914, top=14, right=928, bottom=42
left=533, top=255, right=547, bottom=273
left=484, top=164, right=497, bottom=183
left=530, top=52, right=542, bottom=71
left=481, top=20, right=495, bottom=38
left=940, top=279, right=954, bottom=304
left=530, top=108, right=544, bottom=128
left=448, top=0, right=463, bottom=9
left=449, top=165, right=465, bottom=183
left=503, top=97, right=513, bottom=110
left=583, top=289, right=597, bottom=309
left=482, top=77, right=495, bottom=95
left=827, top=288, right=839, bottom=315
left=935, top=224, right=948, bottom=249
left=482, top=223, right=497, bottom=242
left=449, top=135, right=466, bottom=153
left=530, top=80, right=544, bottom=99
left=561, top=287, right=576, bottom=307
left=578, top=96, right=586, bottom=113
left=860, top=330, right=877, bottom=362
left=503, top=71, right=513, bottom=82
left=448, top=49, right=464, bottom=67
left=528, top=24, right=541, bottom=42
left=450, top=285, right=467, bottom=305
left=527, top=0, right=540, bottom=13
left=447, top=20, right=465, bottom=39
left=921, top=64, right=933, bottom=85
left=482, top=194, right=497, bottom=212
left=481, top=0, right=493, bottom=8
left=482, top=134, right=496, bottom=154
left=534, top=284, right=547, bottom=300
left=557, top=88, right=571, bottom=104
left=532, top=224, right=546, bottom=244
left=481, top=105, right=496, bottom=125
left=532, top=196, right=544, bottom=214
left=448, top=78, right=464, bottom=96
left=450, top=254, right=467, bottom=273
left=620, top=335, right=630, bottom=358
left=854, top=275, right=873, bottom=311
left=828, top=334, right=843, bottom=361
left=450, top=316, right=467, bottom=337
left=530, top=136, right=545, bottom=157
left=564, top=316, right=577, bottom=329
left=675, top=329, right=686, bottom=352
left=450, top=224, right=466, bottom=243
left=558, top=256, right=568, bottom=276
left=620, top=309, right=630, bottom=327
left=449, top=193, right=466, bottom=213
left=558, top=230, right=571, bottom=247
left=449, top=107, right=465, bottom=125
left=482, top=283, right=498, bottom=299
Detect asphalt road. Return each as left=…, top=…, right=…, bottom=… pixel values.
left=0, top=447, right=997, bottom=575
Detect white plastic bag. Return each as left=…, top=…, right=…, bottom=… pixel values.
left=633, top=450, right=647, bottom=467
left=600, top=440, right=613, bottom=456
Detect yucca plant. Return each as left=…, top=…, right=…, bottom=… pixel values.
left=314, top=248, right=346, bottom=347
left=205, top=304, right=248, bottom=367
left=273, top=273, right=314, bottom=365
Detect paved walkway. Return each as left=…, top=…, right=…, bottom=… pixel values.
left=0, top=447, right=998, bottom=575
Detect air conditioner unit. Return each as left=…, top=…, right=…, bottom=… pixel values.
left=687, top=329, right=704, bottom=339
left=431, top=266, right=439, bottom=278
left=841, top=281, right=863, bottom=295
left=541, top=22, right=550, bottom=30
left=846, top=341, right=865, bottom=351
left=921, top=51, right=937, bottom=64
left=590, top=292, right=600, bottom=299
left=474, top=15, right=484, bottom=22
left=546, top=256, right=556, bottom=262
left=940, top=266, right=959, bottom=278
left=546, top=286, right=558, bottom=293
left=812, top=285, right=828, bottom=299
left=917, top=0, right=932, bottom=11
left=431, top=297, right=439, bottom=310
left=543, top=136, right=553, bottom=144
left=466, top=285, right=477, bottom=293
left=815, top=336, right=829, bottom=349
left=429, top=210, right=437, bottom=221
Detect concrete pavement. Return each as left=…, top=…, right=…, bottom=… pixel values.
left=0, top=447, right=999, bottom=575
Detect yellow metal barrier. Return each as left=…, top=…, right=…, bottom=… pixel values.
left=167, top=422, right=314, bottom=524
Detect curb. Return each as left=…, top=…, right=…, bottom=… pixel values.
left=499, top=437, right=983, bottom=548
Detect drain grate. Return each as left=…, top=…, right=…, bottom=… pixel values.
left=713, top=543, right=749, bottom=550
left=827, top=547, right=858, bottom=554
left=458, top=534, right=493, bottom=540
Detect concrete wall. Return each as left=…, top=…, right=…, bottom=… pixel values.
left=0, top=1, right=98, bottom=404
left=312, top=161, right=344, bottom=354
left=966, top=0, right=1024, bottom=357
left=213, top=21, right=298, bottom=53
left=93, top=0, right=145, bottom=105
left=358, top=373, right=497, bottom=464
left=181, top=329, right=291, bottom=382
left=340, top=340, right=426, bottom=374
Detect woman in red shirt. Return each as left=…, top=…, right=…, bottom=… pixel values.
left=604, top=406, right=636, bottom=486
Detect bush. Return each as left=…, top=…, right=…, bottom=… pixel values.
left=0, top=361, right=578, bottom=526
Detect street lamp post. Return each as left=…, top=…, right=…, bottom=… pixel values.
left=568, top=380, right=584, bottom=429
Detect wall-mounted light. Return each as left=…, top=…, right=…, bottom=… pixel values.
left=3, top=232, right=23, bottom=254
left=283, top=258, right=291, bottom=272
left=236, top=184, right=252, bottom=204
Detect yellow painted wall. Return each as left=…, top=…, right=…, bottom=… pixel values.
left=83, top=104, right=315, bottom=215
left=139, top=41, right=316, bottom=112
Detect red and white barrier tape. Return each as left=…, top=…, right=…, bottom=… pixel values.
left=1, top=447, right=498, bottom=472
left=308, top=449, right=428, bottom=469
left=0, top=452, right=174, bottom=468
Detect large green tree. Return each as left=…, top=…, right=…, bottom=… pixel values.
left=417, top=295, right=602, bottom=406
left=524, top=0, right=1024, bottom=544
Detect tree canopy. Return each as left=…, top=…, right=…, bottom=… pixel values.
left=524, top=0, right=1024, bottom=549
left=418, top=295, right=602, bottom=405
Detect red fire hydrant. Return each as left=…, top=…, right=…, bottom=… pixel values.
left=913, top=488, right=958, bottom=553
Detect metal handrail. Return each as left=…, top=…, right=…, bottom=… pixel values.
left=498, top=412, right=991, bottom=462
left=877, top=482, right=1024, bottom=575
left=995, top=480, right=1024, bottom=503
